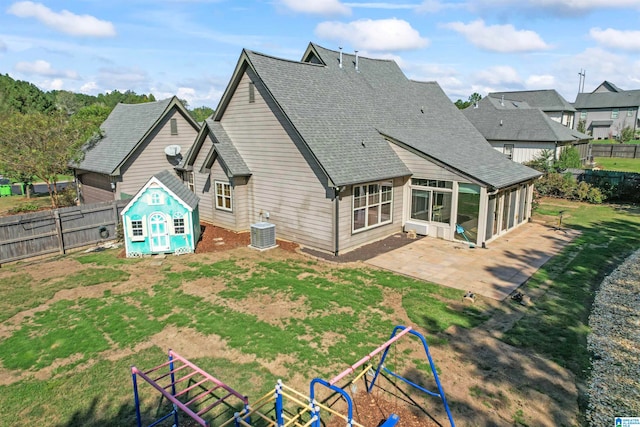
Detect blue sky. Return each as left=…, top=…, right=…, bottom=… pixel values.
left=1, top=0, right=639, bottom=108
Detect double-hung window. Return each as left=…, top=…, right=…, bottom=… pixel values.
left=215, top=181, right=232, bottom=211
left=352, top=181, right=393, bottom=232
left=186, top=172, right=195, bottom=192
left=611, top=109, right=619, bottom=119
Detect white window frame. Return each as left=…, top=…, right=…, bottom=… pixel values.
left=215, top=181, right=232, bottom=212
left=409, top=179, right=453, bottom=224
left=173, top=217, right=185, bottom=234
left=503, top=144, right=514, bottom=160
left=611, top=109, right=619, bottom=119
left=186, top=172, right=195, bottom=193
left=352, top=181, right=393, bottom=233
left=149, top=191, right=163, bottom=205
left=580, top=111, right=587, bottom=120
left=131, top=220, right=144, bottom=238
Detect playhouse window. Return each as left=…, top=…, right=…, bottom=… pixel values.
left=150, top=192, right=163, bottom=205
left=173, top=217, right=185, bottom=234
left=131, top=220, right=143, bottom=237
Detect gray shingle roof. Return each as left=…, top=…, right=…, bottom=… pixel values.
left=233, top=43, right=538, bottom=189
left=490, top=90, right=576, bottom=112
left=154, top=169, right=199, bottom=210
left=463, top=97, right=591, bottom=143
left=201, top=120, right=251, bottom=177
left=574, top=88, right=640, bottom=109
left=76, top=97, right=188, bottom=175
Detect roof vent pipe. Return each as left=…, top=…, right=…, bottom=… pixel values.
left=355, top=50, right=359, bottom=72
left=339, top=47, right=343, bottom=69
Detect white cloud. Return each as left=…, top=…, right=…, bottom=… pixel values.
left=442, top=20, right=550, bottom=53
left=475, top=65, right=522, bottom=86
left=472, top=0, right=638, bottom=14
left=14, top=60, right=79, bottom=79
left=7, top=1, right=116, bottom=37
left=345, top=2, right=417, bottom=9
left=38, top=78, right=64, bottom=90
left=416, top=0, right=462, bottom=13
left=526, top=74, right=556, bottom=89
left=80, top=81, right=99, bottom=93
left=0, top=39, right=6, bottom=52
left=96, top=67, right=149, bottom=91
left=590, top=28, right=640, bottom=51
left=278, top=0, right=351, bottom=15
left=525, top=0, right=638, bottom=10
left=316, top=18, right=429, bottom=52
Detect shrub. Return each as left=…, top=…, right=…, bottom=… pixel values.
left=620, top=126, right=634, bottom=143
left=556, top=146, right=581, bottom=169
left=534, top=172, right=603, bottom=204
left=55, top=184, right=78, bottom=207
left=8, top=203, right=41, bottom=214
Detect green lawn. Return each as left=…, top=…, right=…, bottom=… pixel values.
left=591, top=139, right=640, bottom=144
left=592, top=157, right=640, bottom=173
left=0, top=249, right=489, bottom=426
left=503, top=199, right=640, bottom=380
left=0, top=194, right=52, bottom=215
left=0, top=199, right=638, bottom=426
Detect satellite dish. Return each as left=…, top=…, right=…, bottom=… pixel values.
left=164, top=145, right=181, bottom=156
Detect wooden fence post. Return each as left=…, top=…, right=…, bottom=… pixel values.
left=53, top=209, right=65, bottom=254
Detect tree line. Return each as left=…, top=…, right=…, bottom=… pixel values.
left=0, top=74, right=214, bottom=207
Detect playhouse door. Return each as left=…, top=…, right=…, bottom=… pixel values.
left=149, top=213, right=170, bottom=252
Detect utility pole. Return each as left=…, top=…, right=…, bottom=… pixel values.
left=578, top=69, right=586, bottom=94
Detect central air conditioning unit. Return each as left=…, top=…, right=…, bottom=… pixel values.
left=250, top=222, right=276, bottom=249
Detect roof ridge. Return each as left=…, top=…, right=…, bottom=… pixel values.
left=246, top=49, right=324, bottom=67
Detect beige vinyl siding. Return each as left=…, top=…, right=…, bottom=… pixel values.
left=220, top=71, right=334, bottom=251
left=119, top=109, right=198, bottom=197
left=336, top=177, right=405, bottom=254
left=210, top=162, right=243, bottom=231
left=488, top=141, right=558, bottom=164
left=190, top=138, right=215, bottom=223
left=78, top=172, right=113, bottom=204
left=389, top=143, right=470, bottom=183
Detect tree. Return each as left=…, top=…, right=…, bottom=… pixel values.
left=454, top=92, right=482, bottom=109
left=189, top=106, right=215, bottom=122
left=0, top=111, right=99, bottom=207
left=556, top=146, right=581, bottom=169
left=0, top=74, right=55, bottom=114
left=576, top=118, right=586, bottom=134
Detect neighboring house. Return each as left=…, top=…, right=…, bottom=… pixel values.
left=121, top=170, right=200, bottom=257
left=574, top=81, right=640, bottom=139
left=463, top=97, right=591, bottom=164
left=73, top=97, right=200, bottom=204
left=489, top=90, right=576, bottom=128
left=178, top=43, right=541, bottom=254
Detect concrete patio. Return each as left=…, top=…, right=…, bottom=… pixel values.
left=366, top=222, right=580, bottom=300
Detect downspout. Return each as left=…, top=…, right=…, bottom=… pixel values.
left=333, top=187, right=340, bottom=256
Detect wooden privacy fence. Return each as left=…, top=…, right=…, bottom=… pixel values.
left=0, top=200, right=127, bottom=264
left=590, top=144, right=640, bottom=159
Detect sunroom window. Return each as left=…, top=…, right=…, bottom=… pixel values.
left=353, top=181, right=393, bottom=232
left=410, top=179, right=452, bottom=224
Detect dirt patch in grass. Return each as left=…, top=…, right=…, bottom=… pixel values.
left=0, top=240, right=580, bottom=426
left=195, top=223, right=299, bottom=253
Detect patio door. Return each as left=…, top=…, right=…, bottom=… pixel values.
left=149, top=212, right=170, bottom=252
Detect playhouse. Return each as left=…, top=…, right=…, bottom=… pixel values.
left=121, top=170, right=200, bottom=257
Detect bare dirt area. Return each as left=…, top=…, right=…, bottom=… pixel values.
left=0, top=227, right=580, bottom=426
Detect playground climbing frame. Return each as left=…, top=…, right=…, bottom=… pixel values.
left=131, top=325, right=455, bottom=427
